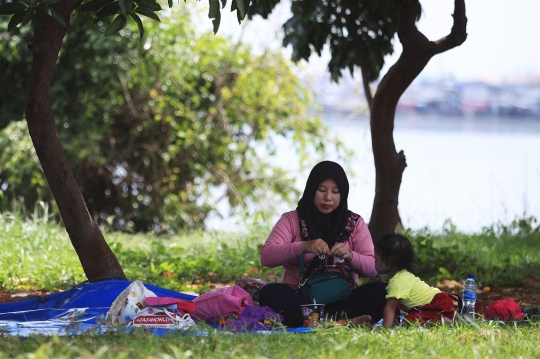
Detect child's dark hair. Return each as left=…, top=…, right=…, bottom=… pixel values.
left=375, top=233, right=416, bottom=272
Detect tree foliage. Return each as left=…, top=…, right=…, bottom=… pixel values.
left=283, top=0, right=400, bottom=83
left=246, top=0, right=419, bottom=83
left=0, top=11, right=345, bottom=232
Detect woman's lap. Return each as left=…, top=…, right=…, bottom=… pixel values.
left=326, top=281, right=387, bottom=323
left=258, top=283, right=311, bottom=328
left=258, top=281, right=387, bottom=328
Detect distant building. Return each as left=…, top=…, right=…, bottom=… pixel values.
left=305, top=69, right=540, bottom=119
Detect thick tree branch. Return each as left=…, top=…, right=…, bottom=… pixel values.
left=360, top=67, right=373, bottom=110
left=368, top=0, right=467, bottom=242
left=397, top=0, right=424, bottom=45
left=433, top=0, right=468, bottom=54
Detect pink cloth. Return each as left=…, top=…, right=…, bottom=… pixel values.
left=260, top=210, right=377, bottom=288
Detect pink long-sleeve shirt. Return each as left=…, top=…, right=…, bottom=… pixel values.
left=260, top=210, right=377, bottom=288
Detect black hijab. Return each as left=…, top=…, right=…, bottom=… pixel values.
left=296, top=160, right=350, bottom=247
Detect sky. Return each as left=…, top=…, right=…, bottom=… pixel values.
left=400, top=0, right=540, bottom=82
left=208, top=0, right=540, bottom=83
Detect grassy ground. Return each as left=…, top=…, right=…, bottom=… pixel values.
left=1, top=207, right=538, bottom=294
left=1, top=208, right=540, bottom=358
left=1, top=323, right=539, bottom=358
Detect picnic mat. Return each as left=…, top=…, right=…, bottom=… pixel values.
left=0, top=280, right=310, bottom=336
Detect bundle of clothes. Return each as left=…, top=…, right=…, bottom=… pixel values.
left=107, top=279, right=283, bottom=332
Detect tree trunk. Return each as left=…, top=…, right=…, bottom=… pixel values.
left=368, top=0, right=467, bottom=242
left=24, top=1, right=126, bottom=281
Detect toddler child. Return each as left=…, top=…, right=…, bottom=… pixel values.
left=374, top=233, right=456, bottom=327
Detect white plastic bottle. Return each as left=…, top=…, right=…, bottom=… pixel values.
left=461, top=274, right=477, bottom=320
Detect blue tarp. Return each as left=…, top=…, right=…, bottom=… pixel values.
left=0, top=280, right=200, bottom=337
left=0, top=280, right=310, bottom=336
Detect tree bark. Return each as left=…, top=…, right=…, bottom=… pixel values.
left=24, top=1, right=126, bottom=281
left=368, top=0, right=467, bottom=243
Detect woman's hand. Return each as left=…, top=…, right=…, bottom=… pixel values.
left=330, top=243, right=353, bottom=263
left=301, top=239, right=330, bottom=255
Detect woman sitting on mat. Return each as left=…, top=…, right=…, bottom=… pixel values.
left=258, top=160, right=387, bottom=327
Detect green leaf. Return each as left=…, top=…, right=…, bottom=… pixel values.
left=0, top=2, right=26, bottom=15
left=47, top=6, right=67, bottom=27
left=262, top=0, right=275, bottom=15
left=7, top=10, right=25, bottom=31
left=103, top=13, right=126, bottom=35
left=208, top=0, right=221, bottom=33
left=39, top=0, right=60, bottom=4
left=167, top=0, right=171, bottom=8
left=231, top=0, right=242, bottom=23
left=133, top=0, right=160, bottom=11
left=118, top=0, right=127, bottom=15
left=208, top=0, right=218, bottom=19
left=80, top=0, right=114, bottom=11
left=134, top=5, right=159, bottom=21
left=129, top=12, right=143, bottom=41
left=95, top=1, right=119, bottom=21
left=235, top=0, right=246, bottom=20
left=19, top=8, right=35, bottom=27
left=211, top=13, right=220, bottom=34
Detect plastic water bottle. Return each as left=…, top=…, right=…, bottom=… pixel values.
left=461, top=274, right=477, bottom=320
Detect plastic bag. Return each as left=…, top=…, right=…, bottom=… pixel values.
left=107, top=281, right=196, bottom=330
left=131, top=307, right=196, bottom=329
left=107, top=281, right=157, bottom=325
left=192, top=286, right=257, bottom=324
left=224, top=305, right=283, bottom=331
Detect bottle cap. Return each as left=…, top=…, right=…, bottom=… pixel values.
left=467, top=274, right=475, bottom=279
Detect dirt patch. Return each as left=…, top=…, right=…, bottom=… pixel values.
left=477, top=287, right=540, bottom=308
left=437, top=278, right=540, bottom=308
left=0, top=289, right=58, bottom=305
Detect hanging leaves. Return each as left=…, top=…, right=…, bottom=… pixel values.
left=95, top=1, right=120, bottom=21
left=104, top=13, right=127, bottom=35
left=80, top=0, right=115, bottom=12
left=7, top=10, right=25, bottom=31
left=208, top=0, right=220, bottom=34
left=129, top=12, right=144, bottom=40
left=134, top=5, right=159, bottom=21
left=0, top=0, right=264, bottom=42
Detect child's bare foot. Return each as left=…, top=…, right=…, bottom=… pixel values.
left=336, top=315, right=372, bottom=326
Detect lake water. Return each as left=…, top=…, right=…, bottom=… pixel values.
left=330, top=114, right=540, bottom=233
left=208, top=114, right=540, bottom=234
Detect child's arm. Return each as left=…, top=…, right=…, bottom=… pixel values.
left=382, top=298, right=400, bottom=328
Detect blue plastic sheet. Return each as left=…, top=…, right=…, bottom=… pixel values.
left=0, top=280, right=311, bottom=336
left=0, top=280, right=198, bottom=337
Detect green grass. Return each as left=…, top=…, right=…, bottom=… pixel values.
left=0, top=203, right=85, bottom=290
left=405, top=217, right=540, bottom=288
left=1, top=206, right=539, bottom=293
left=1, top=207, right=540, bottom=358
left=1, top=323, right=539, bottom=358
left=0, top=208, right=283, bottom=292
